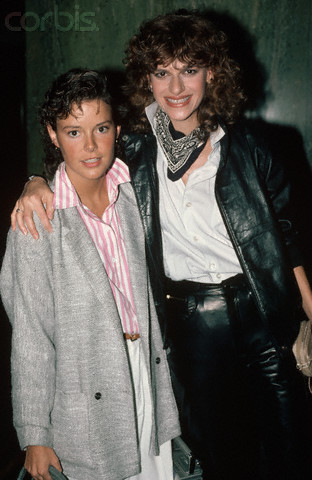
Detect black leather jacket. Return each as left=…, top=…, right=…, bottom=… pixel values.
left=122, top=120, right=302, bottom=351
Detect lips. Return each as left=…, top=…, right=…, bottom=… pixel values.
left=165, top=95, right=191, bottom=106
left=82, top=157, right=101, bottom=167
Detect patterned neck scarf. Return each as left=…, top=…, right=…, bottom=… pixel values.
left=155, top=108, right=207, bottom=181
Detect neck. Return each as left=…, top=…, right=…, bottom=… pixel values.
left=181, top=137, right=212, bottom=185
left=169, top=115, right=200, bottom=136
left=69, top=174, right=109, bottom=217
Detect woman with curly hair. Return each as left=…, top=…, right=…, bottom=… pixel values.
left=122, top=11, right=244, bottom=135
left=10, top=10, right=312, bottom=480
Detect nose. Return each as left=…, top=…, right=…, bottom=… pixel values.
left=84, top=133, right=97, bottom=152
left=169, top=74, right=185, bottom=95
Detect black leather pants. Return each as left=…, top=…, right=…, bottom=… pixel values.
left=166, top=274, right=311, bottom=480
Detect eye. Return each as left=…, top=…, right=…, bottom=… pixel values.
left=184, top=68, right=198, bottom=75
left=68, top=130, right=79, bottom=137
left=98, top=125, right=109, bottom=133
left=153, top=71, right=167, bottom=78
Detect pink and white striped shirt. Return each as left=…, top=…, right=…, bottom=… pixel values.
left=53, top=160, right=139, bottom=335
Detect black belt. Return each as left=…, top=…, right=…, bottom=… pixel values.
left=165, top=274, right=245, bottom=299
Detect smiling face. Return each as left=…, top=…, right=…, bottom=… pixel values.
left=47, top=99, right=120, bottom=190
left=149, top=60, right=212, bottom=135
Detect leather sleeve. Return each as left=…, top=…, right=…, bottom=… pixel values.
left=247, top=130, right=304, bottom=268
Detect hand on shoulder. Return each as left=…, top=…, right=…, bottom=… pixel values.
left=11, top=177, right=55, bottom=239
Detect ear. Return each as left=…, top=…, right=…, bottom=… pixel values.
left=47, top=124, right=60, bottom=148
left=116, top=125, right=121, bottom=138
left=206, top=69, right=214, bottom=83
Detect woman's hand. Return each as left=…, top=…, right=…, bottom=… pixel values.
left=25, top=445, right=62, bottom=480
left=302, top=292, right=312, bottom=323
left=293, top=266, right=312, bottom=322
left=11, top=177, right=55, bottom=239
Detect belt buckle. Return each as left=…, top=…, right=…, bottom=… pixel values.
left=124, top=332, right=140, bottom=341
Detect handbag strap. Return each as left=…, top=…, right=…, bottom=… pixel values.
left=16, top=467, right=28, bottom=480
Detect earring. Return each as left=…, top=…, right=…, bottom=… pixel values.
left=149, top=84, right=153, bottom=92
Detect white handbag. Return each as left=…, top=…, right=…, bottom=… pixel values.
left=292, top=320, right=312, bottom=392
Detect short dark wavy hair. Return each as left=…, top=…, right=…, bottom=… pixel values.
left=39, top=68, right=122, bottom=179
left=123, top=10, right=246, bottom=135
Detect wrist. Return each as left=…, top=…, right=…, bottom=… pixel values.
left=28, top=174, right=47, bottom=183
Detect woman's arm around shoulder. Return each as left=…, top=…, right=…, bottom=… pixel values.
left=11, top=176, right=55, bottom=239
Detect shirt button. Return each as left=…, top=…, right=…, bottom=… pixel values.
left=155, top=357, right=161, bottom=364
left=194, top=236, right=199, bottom=242
left=94, top=392, right=102, bottom=400
left=210, top=263, right=216, bottom=271
left=112, top=258, right=116, bottom=263
left=186, top=202, right=192, bottom=208
left=216, top=273, right=222, bottom=279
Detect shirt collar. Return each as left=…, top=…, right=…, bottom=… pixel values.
left=145, top=102, right=159, bottom=133
left=53, top=159, right=130, bottom=210
left=210, top=124, right=225, bottom=146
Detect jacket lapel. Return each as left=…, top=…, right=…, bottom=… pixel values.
left=60, top=208, right=119, bottom=314
left=116, top=182, right=149, bottom=339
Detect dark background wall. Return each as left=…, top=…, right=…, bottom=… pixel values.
left=1, top=0, right=312, bottom=477
left=1, top=1, right=26, bottom=477
left=23, top=0, right=312, bottom=174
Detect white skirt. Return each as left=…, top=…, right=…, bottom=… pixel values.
left=126, top=338, right=173, bottom=480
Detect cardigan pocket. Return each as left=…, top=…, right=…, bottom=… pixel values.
left=51, top=390, right=93, bottom=468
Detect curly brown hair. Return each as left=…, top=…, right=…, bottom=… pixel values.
left=39, top=68, right=122, bottom=180
left=123, top=10, right=246, bottom=135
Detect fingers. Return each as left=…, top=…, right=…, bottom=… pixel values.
left=11, top=195, right=53, bottom=239
left=24, top=468, right=53, bottom=480
left=27, top=201, right=54, bottom=239
left=10, top=177, right=55, bottom=239
left=24, top=462, right=53, bottom=480
left=11, top=200, right=20, bottom=231
left=21, top=212, right=40, bottom=239
left=46, top=202, right=55, bottom=221
left=44, top=188, right=55, bottom=221
left=11, top=203, right=30, bottom=237
left=25, top=446, right=62, bottom=480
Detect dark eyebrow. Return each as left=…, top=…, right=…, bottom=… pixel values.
left=153, top=64, right=197, bottom=74
left=94, top=120, right=113, bottom=127
left=62, top=120, right=113, bottom=130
